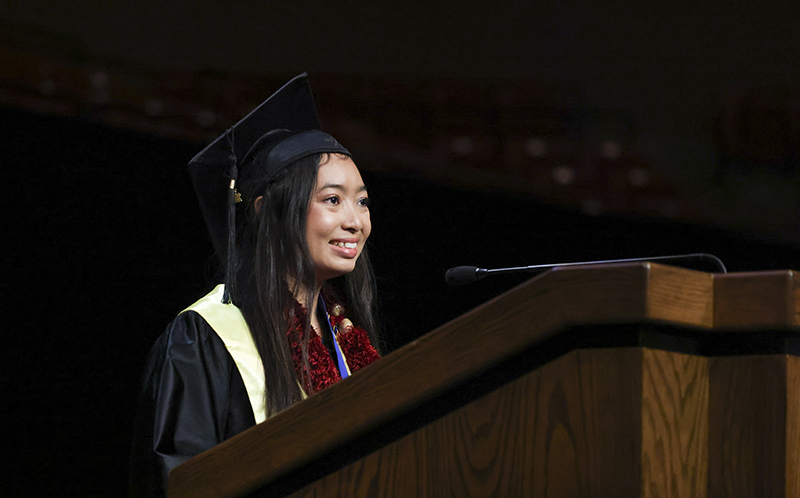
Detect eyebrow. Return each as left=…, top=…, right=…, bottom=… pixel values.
left=318, top=183, right=368, bottom=193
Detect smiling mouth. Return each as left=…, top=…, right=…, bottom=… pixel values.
left=332, top=241, right=357, bottom=249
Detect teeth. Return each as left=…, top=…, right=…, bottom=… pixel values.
left=334, top=242, right=357, bottom=249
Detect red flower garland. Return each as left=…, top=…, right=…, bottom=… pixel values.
left=286, top=300, right=380, bottom=394
left=328, top=314, right=381, bottom=373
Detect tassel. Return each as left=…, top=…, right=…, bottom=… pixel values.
left=222, top=128, right=237, bottom=304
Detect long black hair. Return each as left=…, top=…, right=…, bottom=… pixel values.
left=233, top=153, right=380, bottom=416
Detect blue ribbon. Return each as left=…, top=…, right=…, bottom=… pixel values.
left=318, top=297, right=349, bottom=379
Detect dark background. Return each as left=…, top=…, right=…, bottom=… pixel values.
left=2, top=2, right=799, bottom=496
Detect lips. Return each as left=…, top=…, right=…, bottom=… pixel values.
left=329, top=239, right=359, bottom=258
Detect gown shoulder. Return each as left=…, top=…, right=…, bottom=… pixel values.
left=128, top=310, right=255, bottom=497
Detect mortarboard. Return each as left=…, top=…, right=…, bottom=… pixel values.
left=188, top=73, right=350, bottom=302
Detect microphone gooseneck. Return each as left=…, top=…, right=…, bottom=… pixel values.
left=445, top=253, right=727, bottom=287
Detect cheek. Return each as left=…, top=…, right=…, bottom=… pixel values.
left=306, top=207, right=332, bottom=238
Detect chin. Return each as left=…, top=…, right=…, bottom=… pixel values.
left=334, top=265, right=358, bottom=278
left=318, top=265, right=357, bottom=282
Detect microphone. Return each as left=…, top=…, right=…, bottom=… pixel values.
left=445, top=253, right=727, bottom=287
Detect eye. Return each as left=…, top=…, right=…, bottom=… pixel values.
left=358, top=197, right=371, bottom=208
left=324, top=195, right=340, bottom=205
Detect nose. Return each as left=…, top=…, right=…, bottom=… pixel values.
left=342, top=202, right=363, bottom=233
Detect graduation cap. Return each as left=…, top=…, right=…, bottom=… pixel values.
left=188, top=73, right=350, bottom=302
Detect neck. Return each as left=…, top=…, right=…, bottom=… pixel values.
left=293, top=280, right=324, bottom=335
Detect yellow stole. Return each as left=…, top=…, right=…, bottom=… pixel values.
left=184, top=285, right=267, bottom=424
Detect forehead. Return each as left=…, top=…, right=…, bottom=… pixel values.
left=315, top=155, right=365, bottom=189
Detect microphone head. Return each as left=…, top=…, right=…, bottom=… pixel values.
left=445, top=266, right=483, bottom=287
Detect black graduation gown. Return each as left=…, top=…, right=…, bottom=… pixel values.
left=128, top=310, right=255, bottom=498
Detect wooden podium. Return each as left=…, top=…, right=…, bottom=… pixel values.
left=168, top=263, right=800, bottom=498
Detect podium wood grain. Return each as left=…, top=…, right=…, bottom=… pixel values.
left=288, top=348, right=709, bottom=498
left=708, top=270, right=800, bottom=497
left=713, top=270, right=799, bottom=328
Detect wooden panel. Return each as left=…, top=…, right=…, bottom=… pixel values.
left=641, top=349, right=708, bottom=498
left=287, top=348, right=710, bottom=498
left=287, top=348, right=645, bottom=498
left=785, top=356, right=800, bottom=497
left=713, top=271, right=799, bottom=328
left=708, top=355, right=788, bottom=497
left=647, top=265, right=714, bottom=327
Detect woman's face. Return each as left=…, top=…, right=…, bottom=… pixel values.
left=306, top=155, right=371, bottom=285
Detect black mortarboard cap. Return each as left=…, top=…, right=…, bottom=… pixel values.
left=188, top=73, right=350, bottom=302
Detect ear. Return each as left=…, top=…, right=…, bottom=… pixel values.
left=254, top=196, right=264, bottom=214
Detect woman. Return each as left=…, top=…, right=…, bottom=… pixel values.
left=129, top=74, right=381, bottom=496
